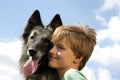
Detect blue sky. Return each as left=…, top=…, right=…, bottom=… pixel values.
left=0, top=0, right=103, bottom=41
left=0, top=0, right=120, bottom=80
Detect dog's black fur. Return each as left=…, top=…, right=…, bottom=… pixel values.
left=19, top=10, right=62, bottom=80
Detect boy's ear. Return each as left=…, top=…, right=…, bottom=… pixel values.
left=47, top=14, right=62, bottom=31
left=22, top=10, right=44, bottom=41
left=73, top=56, right=83, bottom=64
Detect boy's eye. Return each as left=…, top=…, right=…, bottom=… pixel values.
left=57, top=46, right=64, bottom=50
left=56, top=44, right=64, bottom=50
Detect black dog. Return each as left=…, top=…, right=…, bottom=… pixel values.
left=19, top=10, right=62, bottom=80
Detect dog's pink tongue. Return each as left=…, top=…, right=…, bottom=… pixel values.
left=23, top=57, right=39, bottom=76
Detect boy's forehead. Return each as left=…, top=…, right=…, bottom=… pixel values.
left=52, top=37, right=66, bottom=42
left=53, top=38, right=69, bottom=46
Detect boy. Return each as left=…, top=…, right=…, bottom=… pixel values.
left=48, top=25, right=96, bottom=80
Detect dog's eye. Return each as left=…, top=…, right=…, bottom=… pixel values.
left=44, top=38, right=50, bottom=43
left=30, top=32, right=37, bottom=39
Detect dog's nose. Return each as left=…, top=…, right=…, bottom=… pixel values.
left=28, top=49, right=36, bottom=57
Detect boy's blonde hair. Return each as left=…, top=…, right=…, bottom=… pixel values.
left=52, top=25, right=96, bottom=70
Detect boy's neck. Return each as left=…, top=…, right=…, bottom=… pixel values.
left=57, top=68, right=68, bottom=80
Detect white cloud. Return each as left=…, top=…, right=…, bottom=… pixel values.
left=83, top=67, right=113, bottom=80
left=97, top=0, right=120, bottom=13
left=93, top=15, right=120, bottom=66
left=82, top=66, right=96, bottom=80
left=0, top=40, right=23, bottom=80
left=92, top=43, right=120, bottom=66
left=96, top=15, right=107, bottom=25
left=83, top=42, right=120, bottom=80
left=85, top=0, right=120, bottom=80
left=97, top=16, right=120, bottom=42
left=98, top=67, right=112, bottom=80
left=98, top=0, right=115, bottom=12
left=108, top=16, right=120, bottom=42
left=90, top=14, right=120, bottom=80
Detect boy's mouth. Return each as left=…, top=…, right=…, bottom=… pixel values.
left=48, top=54, right=59, bottom=61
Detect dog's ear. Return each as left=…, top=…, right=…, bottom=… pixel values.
left=47, top=14, right=62, bottom=31
left=22, top=10, right=44, bottom=41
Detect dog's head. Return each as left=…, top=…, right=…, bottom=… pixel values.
left=21, top=10, right=62, bottom=77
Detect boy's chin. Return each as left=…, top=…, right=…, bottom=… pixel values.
left=48, top=62, right=57, bottom=68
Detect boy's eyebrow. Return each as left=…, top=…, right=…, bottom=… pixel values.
left=56, top=43, right=63, bottom=46
left=55, top=43, right=65, bottom=48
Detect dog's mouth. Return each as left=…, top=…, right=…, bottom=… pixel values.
left=23, top=57, right=40, bottom=76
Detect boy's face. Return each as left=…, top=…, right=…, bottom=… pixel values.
left=48, top=38, right=80, bottom=72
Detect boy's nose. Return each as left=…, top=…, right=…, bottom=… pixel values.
left=49, top=46, right=57, bottom=54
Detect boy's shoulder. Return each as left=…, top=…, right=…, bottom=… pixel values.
left=62, top=68, right=87, bottom=80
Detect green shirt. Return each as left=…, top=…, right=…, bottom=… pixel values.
left=62, top=68, right=87, bottom=80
